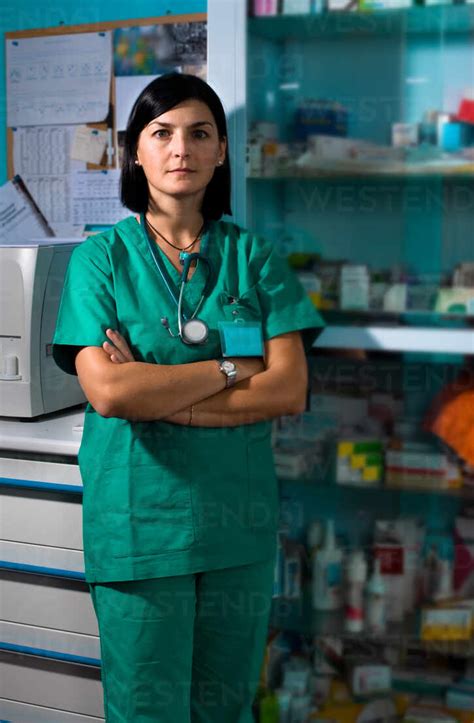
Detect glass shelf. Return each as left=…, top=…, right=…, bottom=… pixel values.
left=315, top=325, right=474, bottom=355
left=270, top=589, right=474, bottom=658
left=247, top=165, right=474, bottom=180
left=249, top=5, right=474, bottom=40
left=278, top=477, right=474, bottom=501
left=319, top=309, right=474, bottom=328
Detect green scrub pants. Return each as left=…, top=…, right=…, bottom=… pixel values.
left=89, top=556, right=275, bottom=722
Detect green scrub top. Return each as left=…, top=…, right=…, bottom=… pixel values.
left=53, top=217, right=324, bottom=583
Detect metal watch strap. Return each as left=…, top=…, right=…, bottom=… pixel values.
left=218, top=359, right=237, bottom=388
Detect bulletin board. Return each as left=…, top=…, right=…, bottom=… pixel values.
left=4, top=12, right=207, bottom=233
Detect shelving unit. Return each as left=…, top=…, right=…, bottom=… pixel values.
left=248, top=166, right=474, bottom=178
left=248, top=4, right=474, bottom=39
left=209, top=0, right=474, bottom=716
left=271, top=590, right=474, bottom=659
left=279, top=475, right=474, bottom=501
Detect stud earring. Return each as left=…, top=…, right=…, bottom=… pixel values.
left=134, top=159, right=140, bottom=166
left=217, top=160, right=224, bottom=166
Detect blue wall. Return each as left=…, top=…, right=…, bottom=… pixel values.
left=0, top=0, right=207, bottom=184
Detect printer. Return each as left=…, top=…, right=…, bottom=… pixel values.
left=0, top=239, right=86, bottom=418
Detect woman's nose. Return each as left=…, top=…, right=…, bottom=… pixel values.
left=171, top=132, right=190, bottom=158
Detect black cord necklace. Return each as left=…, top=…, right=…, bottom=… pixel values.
left=145, top=215, right=204, bottom=252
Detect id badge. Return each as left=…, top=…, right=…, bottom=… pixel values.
left=218, top=320, right=264, bottom=357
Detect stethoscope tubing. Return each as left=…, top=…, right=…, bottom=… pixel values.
left=141, top=213, right=212, bottom=339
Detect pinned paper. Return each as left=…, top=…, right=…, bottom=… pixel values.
left=72, top=170, right=130, bottom=225
left=71, top=125, right=108, bottom=164
left=12, top=125, right=85, bottom=236
left=0, top=175, right=53, bottom=243
left=7, top=32, right=112, bottom=126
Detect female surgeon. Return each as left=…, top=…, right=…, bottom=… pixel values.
left=52, top=72, right=324, bottom=722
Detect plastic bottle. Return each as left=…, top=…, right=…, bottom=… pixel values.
left=307, top=520, right=324, bottom=563
left=433, top=558, right=453, bottom=601
left=311, top=519, right=343, bottom=611
left=344, top=550, right=368, bottom=633
left=259, top=690, right=279, bottom=723
left=365, top=558, right=387, bottom=635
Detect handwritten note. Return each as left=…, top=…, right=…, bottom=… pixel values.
left=71, top=126, right=108, bottom=165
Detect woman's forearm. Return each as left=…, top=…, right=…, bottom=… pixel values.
left=164, top=368, right=306, bottom=428
left=75, top=348, right=262, bottom=422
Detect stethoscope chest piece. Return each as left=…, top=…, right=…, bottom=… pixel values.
left=181, top=318, right=209, bottom=345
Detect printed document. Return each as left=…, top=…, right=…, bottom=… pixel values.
left=7, top=32, right=112, bottom=126
left=12, top=125, right=85, bottom=235
left=72, top=170, right=130, bottom=225
left=0, top=176, right=53, bottom=243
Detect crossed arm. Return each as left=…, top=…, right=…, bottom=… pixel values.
left=74, top=328, right=309, bottom=427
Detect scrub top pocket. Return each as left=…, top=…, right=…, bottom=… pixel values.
left=218, top=287, right=265, bottom=356
left=219, top=286, right=262, bottom=323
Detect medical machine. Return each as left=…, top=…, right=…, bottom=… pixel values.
left=0, top=239, right=86, bottom=418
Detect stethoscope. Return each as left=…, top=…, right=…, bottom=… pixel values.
left=141, top=213, right=213, bottom=345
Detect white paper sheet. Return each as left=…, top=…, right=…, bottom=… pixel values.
left=0, top=176, right=53, bottom=243
left=72, top=170, right=130, bottom=225
left=71, top=125, right=108, bottom=164
left=7, top=32, right=112, bottom=127
left=115, top=75, right=159, bottom=131
left=12, top=125, right=85, bottom=235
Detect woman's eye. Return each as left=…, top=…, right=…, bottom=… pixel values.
left=154, top=129, right=169, bottom=138
left=193, top=130, right=209, bottom=139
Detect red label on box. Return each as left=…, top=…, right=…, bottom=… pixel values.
left=375, top=545, right=404, bottom=574
left=457, top=98, right=474, bottom=124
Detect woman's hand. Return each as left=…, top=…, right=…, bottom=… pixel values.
left=101, top=328, right=187, bottom=423
left=102, top=328, right=135, bottom=363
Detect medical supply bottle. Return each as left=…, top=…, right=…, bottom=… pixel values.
left=312, top=519, right=343, bottom=610
left=365, top=558, right=387, bottom=634
left=307, top=519, right=324, bottom=564
left=344, top=550, right=367, bottom=633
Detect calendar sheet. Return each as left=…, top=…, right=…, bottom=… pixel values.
left=72, top=170, right=130, bottom=226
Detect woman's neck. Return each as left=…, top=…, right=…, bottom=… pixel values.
left=146, top=195, right=204, bottom=244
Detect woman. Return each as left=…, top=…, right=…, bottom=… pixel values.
left=53, top=72, right=324, bottom=722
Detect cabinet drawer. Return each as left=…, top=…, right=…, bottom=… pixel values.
left=0, top=699, right=103, bottom=722
left=0, top=650, right=103, bottom=718
left=0, top=621, right=100, bottom=665
left=1, top=490, right=83, bottom=549
left=0, top=540, right=84, bottom=577
left=0, top=457, right=82, bottom=492
left=1, top=571, right=97, bottom=636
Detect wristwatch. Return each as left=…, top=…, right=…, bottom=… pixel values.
left=218, top=359, right=237, bottom=388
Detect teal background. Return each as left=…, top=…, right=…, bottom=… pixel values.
left=0, top=0, right=207, bottom=184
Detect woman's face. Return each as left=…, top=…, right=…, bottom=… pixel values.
left=136, top=98, right=227, bottom=208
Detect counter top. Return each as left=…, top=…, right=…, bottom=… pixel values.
left=0, top=408, right=85, bottom=456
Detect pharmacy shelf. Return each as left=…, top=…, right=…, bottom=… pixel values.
left=249, top=5, right=474, bottom=40
left=270, top=592, right=474, bottom=658
left=248, top=166, right=474, bottom=180
left=321, top=309, right=474, bottom=326
left=314, top=325, right=474, bottom=354
left=279, top=477, right=474, bottom=501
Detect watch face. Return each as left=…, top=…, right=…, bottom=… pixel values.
left=221, top=360, right=235, bottom=373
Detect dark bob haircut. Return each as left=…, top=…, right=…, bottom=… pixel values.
left=120, top=72, right=232, bottom=220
